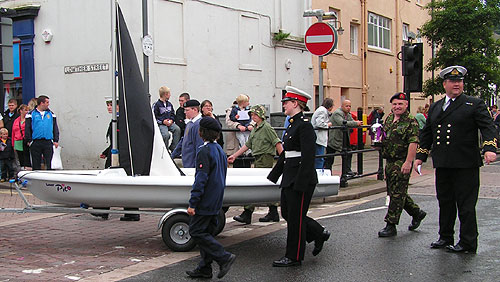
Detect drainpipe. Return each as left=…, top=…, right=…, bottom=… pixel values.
left=395, top=0, right=401, bottom=92
left=361, top=0, right=368, bottom=112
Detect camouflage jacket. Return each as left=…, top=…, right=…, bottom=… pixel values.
left=381, top=111, right=419, bottom=160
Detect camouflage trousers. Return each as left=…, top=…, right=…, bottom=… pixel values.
left=384, top=160, right=420, bottom=225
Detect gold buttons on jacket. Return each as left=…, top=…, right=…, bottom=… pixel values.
left=438, top=124, right=441, bottom=128
left=437, top=130, right=441, bottom=133
left=446, top=141, right=450, bottom=145
left=448, top=124, right=451, bottom=127
left=437, top=142, right=440, bottom=145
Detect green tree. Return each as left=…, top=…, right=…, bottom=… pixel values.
left=421, top=0, right=500, bottom=99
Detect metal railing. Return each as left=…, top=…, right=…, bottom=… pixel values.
left=218, top=115, right=384, bottom=188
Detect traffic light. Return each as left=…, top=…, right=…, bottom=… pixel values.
left=402, top=43, right=423, bottom=92
left=0, top=17, right=13, bottom=81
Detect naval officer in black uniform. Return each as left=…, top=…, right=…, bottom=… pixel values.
left=268, top=86, right=330, bottom=267
left=414, top=66, right=497, bottom=254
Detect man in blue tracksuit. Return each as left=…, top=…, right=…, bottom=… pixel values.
left=186, top=116, right=236, bottom=279
left=25, top=95, right=60, bottom=170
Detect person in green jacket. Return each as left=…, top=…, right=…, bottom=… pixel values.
left=228, top=105, right=283, bottom=224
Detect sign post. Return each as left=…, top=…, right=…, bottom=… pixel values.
left=304, top=20, right=338, bottom=106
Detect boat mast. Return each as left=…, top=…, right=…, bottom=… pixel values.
left=110, top=0, right=119, bottom=167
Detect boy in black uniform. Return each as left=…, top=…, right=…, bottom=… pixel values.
left=268, top=86, right=330, bottom=267
left=186, top=116, right=236, bottom=279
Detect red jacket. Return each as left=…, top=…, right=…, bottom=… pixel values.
left=11, top=116, right=25, bottom=147
left=349, top=112, right=366, bottom=145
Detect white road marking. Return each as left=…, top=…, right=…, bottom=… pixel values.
left=316, top=206, right=386, bottom=220
left=218, top=227, right=249, bottom=237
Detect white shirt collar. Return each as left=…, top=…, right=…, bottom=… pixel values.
left=445, top=96, right=456, bottom=103
left=187, top=113, right=202, bottom=123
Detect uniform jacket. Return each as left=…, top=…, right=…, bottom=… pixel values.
left=328, top=107, right=358, bottom=151
left=311, top=106, right=330, bottom=147
left=245, top=120, right=281, bottom=156
left=25, top=108, right=59, bottom=143
left=416, top=93, right=497, bottom=168
left=172, top=114, right=204, bottom=168
left=381, top=111, right=419, bottom=161
left=189, top=142, right=227, bottom=215
left=268, top=112, right=318, bottom=192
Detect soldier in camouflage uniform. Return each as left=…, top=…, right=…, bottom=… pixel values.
left=378, top=92, right=427, bottom=237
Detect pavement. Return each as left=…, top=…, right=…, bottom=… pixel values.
left=0, top=151, right=498, bottom=281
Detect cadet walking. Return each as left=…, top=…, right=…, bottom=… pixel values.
left=268, top=86, right=330, bottom=267
left=378, top=92, right=426, bottom=237
left=186, top=117, right=235, bottom=279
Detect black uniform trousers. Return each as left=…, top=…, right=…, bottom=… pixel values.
left=30, top=139, right=53, bottom=170
left=280, top=185, right=324, bottom=261
left=189, top=214, right=231, bottom=271
left=435, top=167, right=479, bottom=251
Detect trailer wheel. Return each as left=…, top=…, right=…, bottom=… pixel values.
left=213, top=209, right=226, bottom=236
left=162, top=214, right=195, bottom=252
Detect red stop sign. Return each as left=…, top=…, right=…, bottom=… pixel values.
left=305, top=22, right=337, bottom=56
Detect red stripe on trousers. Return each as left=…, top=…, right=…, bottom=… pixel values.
left=297, top=192, right=305, bottom=261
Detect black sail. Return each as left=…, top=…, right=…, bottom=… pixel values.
left=116, top=6, right=153, bottom=176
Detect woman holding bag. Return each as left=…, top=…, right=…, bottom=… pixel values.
left=12, top=104, right=31, bottom=171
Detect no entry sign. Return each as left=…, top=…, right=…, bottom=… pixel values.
left=305, top=22, right=337, bottom=56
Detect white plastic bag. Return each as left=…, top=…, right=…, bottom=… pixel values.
left=51, top=145, right=63, bottom=170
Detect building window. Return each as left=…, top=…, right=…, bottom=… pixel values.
left=416, top=28, right=423, bottom=43
left=328, top=8, right=340, bottom=29
left=350, top=24, right=358, bottom=55
left=368, top=12, right=391, bottom=51
left=402, top=23, right=409, bottom=44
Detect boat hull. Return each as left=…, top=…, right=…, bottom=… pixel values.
left=18, top=168, right=339, bottom=208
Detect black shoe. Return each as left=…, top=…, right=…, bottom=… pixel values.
left=408, top=210, right=427, bottom=231
left=446, top=243, right=476, bottom=254
left=430, top=238, right=453, bottom=249
left=120, top=215, right=140, bottom=221
left=272, top=256, right=301, bottom=267
left=346, top=171, right=357, bottom=176
left=233, top=209, right=252, bottom=224
left=312, top=229, right=331, bottom=256
left=218, top=254, right=236, bottom=279
left=186, top=268, right=212, bottom=279
left=378, top=223, right=397, bottom=237
left=259, top=206, right=280, bottom=222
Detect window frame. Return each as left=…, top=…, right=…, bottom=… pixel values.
left=368, top=12, right=391, bottom=51
left=350, top=24, right=359, bottom=55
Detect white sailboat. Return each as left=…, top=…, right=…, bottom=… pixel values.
left=13, top=3, right=339, bottom=251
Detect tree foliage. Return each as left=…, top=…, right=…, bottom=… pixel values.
left=420, top=0, right=500, bottom=99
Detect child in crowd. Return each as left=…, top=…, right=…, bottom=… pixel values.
left=229, top=94, right=253, bottom=152
left=186, top=116, right=235, bottom=279
left=0, top=128, right=15, bottom=181
left=228, top=105, right=284, bottom=224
